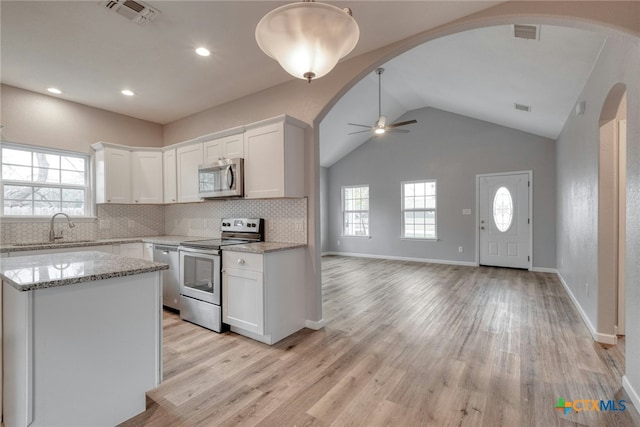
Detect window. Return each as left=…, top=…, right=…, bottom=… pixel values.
left=342, top=185, right=369, bottom=236
left=402, top=180, right=436, bottom=239
left=1, top=143, right=91, bottom=216
left=493, top=186, right=513, bottom=232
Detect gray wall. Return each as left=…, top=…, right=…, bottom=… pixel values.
left=556, top=35, right=640, bottom=393
left=326, top=107, right=556, bottom=268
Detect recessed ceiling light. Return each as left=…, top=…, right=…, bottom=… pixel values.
left=121, top=89, right=135, bottom=96
left=47, top=87, right=62, bottom=94
left=195, top=47, right=210, bottom=57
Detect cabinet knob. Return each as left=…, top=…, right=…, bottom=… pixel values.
left=107, top=199, right=111, bottom=203
left=135, top=200, right=139, bottom=203
left=237, top=259, right=245, bottom=265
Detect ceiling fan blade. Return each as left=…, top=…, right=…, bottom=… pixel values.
left=347, top=129, right=373, bottom=135
left=387, top=128, right=410, bottom=134
left=387, top=119, right=418, bottom=129
left=347, top=123, right=372, bottom=128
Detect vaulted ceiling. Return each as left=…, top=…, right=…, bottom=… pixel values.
left=319, top=24, right=606, bottom=167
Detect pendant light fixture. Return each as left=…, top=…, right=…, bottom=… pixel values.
left=255, top=0, right=359, bottom=83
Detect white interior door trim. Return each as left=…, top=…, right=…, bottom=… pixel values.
left=475, top=170, right=533, bottom=270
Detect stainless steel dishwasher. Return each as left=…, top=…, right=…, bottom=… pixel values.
left=153, top=244, right=180, bottom=310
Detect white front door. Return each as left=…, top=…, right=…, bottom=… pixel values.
left=479, top=173, right=530, bottom=269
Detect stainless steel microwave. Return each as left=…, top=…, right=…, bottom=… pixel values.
left=198, top=158, right=244, bottom=199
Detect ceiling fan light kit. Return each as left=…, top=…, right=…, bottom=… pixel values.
left=255, top=0, right=359, bottom=83
left=347, top=67, right=418, bottom=136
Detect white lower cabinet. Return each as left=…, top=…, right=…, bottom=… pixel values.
left=222, top=248, right=305, bottom=345
left=112, top=243, right=144, bottom=260
left=223, top=266, right=264, bottom=335
left=143, top=243, right=154, bottom=261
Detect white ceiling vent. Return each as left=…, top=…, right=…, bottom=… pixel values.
left=101, top=0, right=159, bottom=25
left=513, top=24, right=539, bottom=40
left=514, top=103, right=532, bottom=112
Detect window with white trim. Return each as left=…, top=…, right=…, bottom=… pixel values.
left=402, top=180, right=436, bottom=239
left=342, top=185, right=369, bottom=236
left=1, top=143, right=91, bottom=217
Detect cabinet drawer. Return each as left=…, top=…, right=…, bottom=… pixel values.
left=223, top=251, right=263, bottom=272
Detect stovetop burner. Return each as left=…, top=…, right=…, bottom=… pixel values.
left=179, top=218, right=264, bottom=250
left=179, top=238, right=250, bottom=250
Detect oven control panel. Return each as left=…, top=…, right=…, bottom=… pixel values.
left=221, top=218, right=263, bottom=233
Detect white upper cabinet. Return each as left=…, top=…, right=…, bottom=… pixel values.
left=203, top=133, right=245, bottom=164
left=132, top=151, right=163, bottom=204
left=163, top=149, right=177, bottom=204
left=244, top=116, right=306, bottom=199
left=94, top=146, right=131, bottom=204
left=176, top=142, right=203, bottom=203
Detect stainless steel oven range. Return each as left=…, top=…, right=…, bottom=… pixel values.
left=178, top=218, right=264, bottom=332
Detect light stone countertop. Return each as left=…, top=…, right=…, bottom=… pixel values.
left=0, top=251, right=169, bottom=292
left=222, top=242, right=306, bottom=254
left=0, top=236, right=305, bottom=255
left=0, top=235, right=203, bottom=253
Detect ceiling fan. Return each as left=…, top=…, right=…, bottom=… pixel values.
left=347, top=67, right=417, bottom=136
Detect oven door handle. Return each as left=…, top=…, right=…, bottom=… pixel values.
left=178, top=246, right=220, bottom=256
left=225, top=165, right=234, bottom=189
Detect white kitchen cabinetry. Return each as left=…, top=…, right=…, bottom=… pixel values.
left=113, top=243, right=144, bottom=260
left=163, top=149, right=177, bottom=203
left=244, top=116, right=306, bottom=199
left=131, top=151, right=163, bottom=204
left=176, top=142, right=203, bottom=203
left=222, top=248, right=305, bottom=345
left=95, top=146, right=131, bottom=204
left=203, top=133, right=245, bottom=163
left=143, top=243, right=154, bottom=261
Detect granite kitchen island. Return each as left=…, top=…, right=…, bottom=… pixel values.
left=0, top=251, right=168, bottom=427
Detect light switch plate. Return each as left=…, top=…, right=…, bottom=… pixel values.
left=463, top=209, right=471, bottom=215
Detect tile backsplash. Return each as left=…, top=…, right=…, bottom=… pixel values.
left=0, top=198, right=307, bottom=244
left=165, top=198, right=307, bottom=243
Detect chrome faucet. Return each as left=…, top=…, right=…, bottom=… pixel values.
left=49, top=212, right=76, bottom=242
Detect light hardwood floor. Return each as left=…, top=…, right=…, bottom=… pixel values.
left=121, top=256, right=640, bottom=426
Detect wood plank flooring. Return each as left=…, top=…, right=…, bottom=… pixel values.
left=121, top=256, right=640, bottom=426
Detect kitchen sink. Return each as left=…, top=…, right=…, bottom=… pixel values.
left=12, top=240, right=98, bottom=246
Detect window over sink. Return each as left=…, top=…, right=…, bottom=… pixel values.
left=0, top=142, right=92, bottom=217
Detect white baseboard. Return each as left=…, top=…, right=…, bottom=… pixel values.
left=623, top=375, right=640, bottom=414
left=322, top=251, right=476, bottom=267
left=557, top=272, right=617, bottom=345
left=531, top=267, right=558, bottom=273
left=305, top=319, right=326, bottom=330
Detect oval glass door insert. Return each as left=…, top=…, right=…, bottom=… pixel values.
left=493, top=186, right=513, bottom=232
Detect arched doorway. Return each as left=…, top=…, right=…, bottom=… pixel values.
left=598, top=83, right=628, bottom=340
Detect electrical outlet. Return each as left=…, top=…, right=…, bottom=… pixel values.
left=458, top=246, right=463, bottom=253
left=294, top=220, right=303, bottom=232
left=337, top=240, right=341, bottom=246
left=127, top=219, right=135, bottom=228
left=462, top=209, right=471, bottom=215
